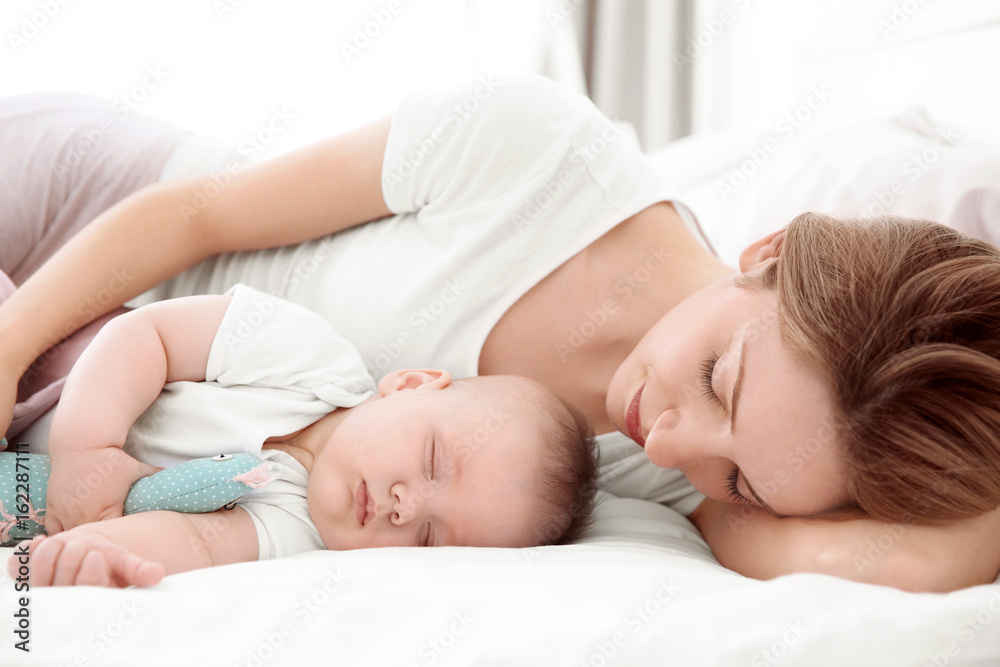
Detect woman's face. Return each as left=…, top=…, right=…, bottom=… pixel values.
left=606, top=230, right=851, bottom=517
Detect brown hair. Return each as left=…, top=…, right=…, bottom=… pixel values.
left=451, top=376, right=600, bottom=544
left=743, top=212, right=1000, bottom=523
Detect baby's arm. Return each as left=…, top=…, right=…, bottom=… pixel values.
left=45, top=295, right=233, bottom=532
left=691, top=499, right=1000, bottom=592
left=10, top=506, right=258, bottom=587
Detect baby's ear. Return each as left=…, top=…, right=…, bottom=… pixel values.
left=377, top=369, right=451, bottom=396
left=739, top=227, right=787, bottom=273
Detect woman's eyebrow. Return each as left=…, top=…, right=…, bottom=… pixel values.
left=729, top=336, right=747, bottom=435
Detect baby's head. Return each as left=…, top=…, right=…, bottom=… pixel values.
left=307, top=369, right=599, bottom=550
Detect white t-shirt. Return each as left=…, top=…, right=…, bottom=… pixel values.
left=133, top=73, right=707, bottom=514
left=124, top=284, right=376, bottom=559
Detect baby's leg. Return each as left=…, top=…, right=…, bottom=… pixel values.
left=0, top=92, right=190, bottom=284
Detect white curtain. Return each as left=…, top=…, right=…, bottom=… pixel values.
left=1, top=0, right=589, bottom=154
left=583, top=0, right=694, bottom=151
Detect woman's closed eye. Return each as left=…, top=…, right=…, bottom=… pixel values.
left=724, top=465, right=752, bottom=505
left=699, top=351, right=723, bottom=407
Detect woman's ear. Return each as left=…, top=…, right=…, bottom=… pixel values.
left=377, top=369, right=452, bottom=396
left=739, top=227, right=787, bottom=273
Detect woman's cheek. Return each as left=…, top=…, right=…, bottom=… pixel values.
left=678, top=461, right=732, bottom=502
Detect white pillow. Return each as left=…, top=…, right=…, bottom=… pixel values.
left=650, top=108, right=1000, bottom=265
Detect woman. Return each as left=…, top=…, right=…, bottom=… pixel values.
left=2, top=75, right=999, bottom=591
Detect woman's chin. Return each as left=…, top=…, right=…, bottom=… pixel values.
left=604, top=365, right=636, bottom=432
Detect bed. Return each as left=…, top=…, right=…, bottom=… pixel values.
left=2, top=99, right=999, bottom=666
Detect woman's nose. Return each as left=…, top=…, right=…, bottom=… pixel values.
left=643, top=408, right=689, bottom=468
left=644, top=408, right=726, bottom=470
left=645, top=436, right=683, bottom=468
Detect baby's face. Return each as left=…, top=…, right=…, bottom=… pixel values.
left=306, top=381, right=543, bottom=550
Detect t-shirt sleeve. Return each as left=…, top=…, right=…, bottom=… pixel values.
left=205, top=284, right=376, bottom=407
left=381, top=73, right=654, bottom=219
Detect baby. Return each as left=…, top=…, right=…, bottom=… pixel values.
left=7, top=284, right=598, bottom=587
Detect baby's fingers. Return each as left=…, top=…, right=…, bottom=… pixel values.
left=6, top=535, right=41, bottom=580
left=51, top=539, right=92, bottom=586
left=23, top=535, right=63, bottom=586
left=106, top=549, right=165, bottom=588
left=125, top=559, right=164, bottom=588
left=76, top=551, right=112, bottom=587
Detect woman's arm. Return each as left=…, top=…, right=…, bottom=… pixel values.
left=691, top=499, right=1000, bottom=592
left=45, top=295, right=234, bottom=532
left=11, top=507, right=258, bottom=587
left=0, top=112, right=392, bottom=432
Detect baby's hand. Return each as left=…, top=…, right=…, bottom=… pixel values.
left=46, top=446, right=162, bottom=533
left=9, top=532, right=165, bottom=588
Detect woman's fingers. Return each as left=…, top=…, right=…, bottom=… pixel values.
left=0, top=379, right=17, bottom=440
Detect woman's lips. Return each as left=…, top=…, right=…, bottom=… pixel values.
left=626, top=382, right=646, bottom=447
left=355, top=481, right=368, bottom=526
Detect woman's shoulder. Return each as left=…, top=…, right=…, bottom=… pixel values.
left=384, top=73, right=617, bottom=215
left=391, top=72, right=604, bottom=150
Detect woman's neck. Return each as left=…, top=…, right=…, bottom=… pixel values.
left=564, top=203, right=736, bottom=433
left=478, top=201, right=735, bottom=435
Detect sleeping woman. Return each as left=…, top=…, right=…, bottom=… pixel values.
left=2, top=74, right=999, bottom=592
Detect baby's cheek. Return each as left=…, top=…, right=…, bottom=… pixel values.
left=304, top=485, right=345, bottom=550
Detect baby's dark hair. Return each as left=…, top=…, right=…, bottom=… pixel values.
left=530, top=395, right=600, bottom=545
left=449, top=376, right=600, bottom=546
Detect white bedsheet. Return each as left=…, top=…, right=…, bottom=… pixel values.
left=3, top=494, right=999, bottom=666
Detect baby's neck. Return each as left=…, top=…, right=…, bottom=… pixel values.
left=261, top=404, right=348, bottom=471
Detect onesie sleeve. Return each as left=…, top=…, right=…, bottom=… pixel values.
left=238, top=453, right=327, bottom=560
left=204, top=284, right=376, bottom=407
left=381, top=73, right=651, bottom=219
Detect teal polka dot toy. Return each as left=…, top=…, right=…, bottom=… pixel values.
left=0, top=451, right=272, bottom=546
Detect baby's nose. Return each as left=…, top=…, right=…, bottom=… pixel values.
left=390, top=484, right=425, bottom=525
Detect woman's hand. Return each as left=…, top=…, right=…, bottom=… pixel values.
left=45, top=446, right=161, bottom=534
left=10, top=532, right=165, bottom=588
left=0, top=361, right=18, bottom=446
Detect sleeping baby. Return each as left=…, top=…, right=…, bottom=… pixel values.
left=6, top=284, right=598, bottom=587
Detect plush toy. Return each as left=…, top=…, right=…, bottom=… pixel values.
left=0, top=451, right=272, bottom=546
